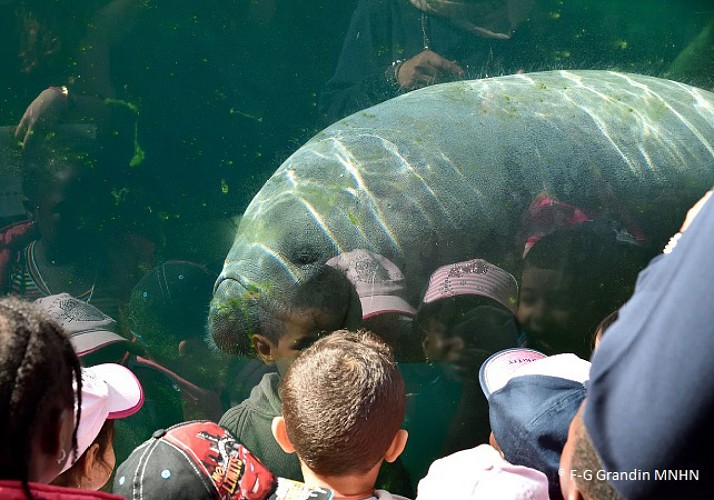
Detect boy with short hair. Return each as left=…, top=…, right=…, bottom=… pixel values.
left=271, top=330, right=410, bottom=500
left=219, top=266, right=362, bottom=481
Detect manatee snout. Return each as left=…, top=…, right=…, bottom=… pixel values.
left=209, top=263, right=364, bottom=356
left=208, top=277, right=259, bottom=356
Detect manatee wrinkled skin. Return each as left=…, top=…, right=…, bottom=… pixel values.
left=210, top=70, right=714, bottom=355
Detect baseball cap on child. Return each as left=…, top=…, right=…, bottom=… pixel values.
left=421, top=259, right=519, bottom=314
left=479, top=349, right=591, bottom=499
left=326, top=249, right=416, bottom=319
left=115, top=421, right=341, bottom=500
left=114, top=421, right=276, bottom=499
left=416, top=444, right=549, bottom=500
left=34, top=293, right=130, bottom=357
left=114, top=421, right=335, bottom=500
left=479, top=348, right=547, bottom=398
left=61, top=363, right=144, bottom=474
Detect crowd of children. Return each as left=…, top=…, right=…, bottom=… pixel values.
left=0, top=189, right=710, bottom=498
left=1, top=114, right=711, bottom=498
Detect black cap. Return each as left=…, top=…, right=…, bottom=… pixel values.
left=129, top=260, right=216, bottom=337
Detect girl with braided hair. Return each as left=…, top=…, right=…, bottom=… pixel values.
left=0, top=297, right=121, bottom=499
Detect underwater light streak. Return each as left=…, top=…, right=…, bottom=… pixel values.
left=295, top=196, right=346, bottom=256
left=251, top=244, right=301, bottom=283
left=381, top=136, right=450, bottom=224
left=330, top=136, right=401, bottom=254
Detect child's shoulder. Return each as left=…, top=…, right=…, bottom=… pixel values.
left=219, top=371, right=283, bottom=431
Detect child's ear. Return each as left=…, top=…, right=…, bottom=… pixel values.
left=564, top=486, right=585, bottom=500
left=82, top=442, right=101, bottom=479
left=271, top=417, right=295, bottom=453
left=384, top=429, right=408, bottom=463
left=489, top=431, right=505, bottom=459
left=251, top=334, right=276, bottom=364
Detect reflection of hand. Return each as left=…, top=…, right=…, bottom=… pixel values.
left=397, top=50, right=464, bottom=90
left=15, top=87, right=69, bottom=146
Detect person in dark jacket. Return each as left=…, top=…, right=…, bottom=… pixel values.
left=585, top=189, right=714, bottom=499
left=319, top=0, right=534, bottom=125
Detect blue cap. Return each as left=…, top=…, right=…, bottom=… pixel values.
left=490, top=375, right=586, bottom=499
left=481, top=350, right=591, bottom=500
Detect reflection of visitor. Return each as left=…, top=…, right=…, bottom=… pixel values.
left=319, top=0, right=534, bottom=124
left=401, top=258, right=520, bottom=489
left=517, top=225, right=648, bottom=360
left=515, top=191, right=652, bottom=359
left=127, top=260, right=225, bottom=422
left=34, top=292, right=136, bottom=365
left=10, top=0, right=147, bottom=147
left=218, top=266, right=362, bottom=481
left=417, top=258, right=521, bottom=376
left=0, top=127, right=154, bottom=320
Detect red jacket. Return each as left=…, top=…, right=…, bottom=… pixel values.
left=0, top=220, right=37, bottom=293
left=0, top=480, right=122, bottom=499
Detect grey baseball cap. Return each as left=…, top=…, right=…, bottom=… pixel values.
left=34, top=293, right=130, bottom=357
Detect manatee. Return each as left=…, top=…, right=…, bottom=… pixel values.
left=210, top=70, right=714, bottom=355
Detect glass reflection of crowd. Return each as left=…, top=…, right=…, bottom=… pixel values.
left=3, top=125, right=708, bottom=497
left=2, top=1, right=714, bottom=500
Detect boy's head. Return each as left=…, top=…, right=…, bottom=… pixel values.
left=250, top=265, right=362, bottom=376
left=114, top=421, right=277, bottom=500
left=272, top=330, right=407, bottom=481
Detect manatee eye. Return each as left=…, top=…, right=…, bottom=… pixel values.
left=293, top=246, right=321, bottom=266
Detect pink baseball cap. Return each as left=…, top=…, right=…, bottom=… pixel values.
left=326, top=249, right=416, bottom=319
left=60, top=363, right=144, bottom=474
left=416, top=444, right=549, bottom=500
left=422, top=259, right=519, bottom=314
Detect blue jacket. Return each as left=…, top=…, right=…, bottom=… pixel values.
left=585, top=189, right=714, bottom=498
